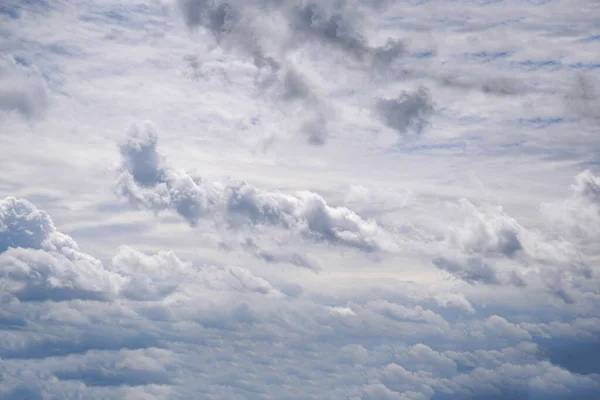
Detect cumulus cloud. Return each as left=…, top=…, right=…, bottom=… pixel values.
left=0, top=197, right=122, bottom=301
left=1, top=195, right=599, bottom=399
left=4, top=2, right=600, bottom=398
left=116, top=121, right=218, bottom=226
left=0, top=56, right=48, bottom=120
left=431, top=193, right=595, bottom=304
left=116, top=121, right=395, bottom=252
left=376, top=87, right=435, bottom=137
left=444, top=198, right=523, bottom=258
left=541, top=170, right=600, bottom=242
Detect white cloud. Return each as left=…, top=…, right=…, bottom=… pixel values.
left=116, top=121, right=396, bottom=252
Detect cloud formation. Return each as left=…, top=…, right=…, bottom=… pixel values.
left=3, top=0, right=600, bottom=398
left=541, top=170, right=600, bottom=242
left=0, top=196, right=599, bottom=399
left=376, top=87, right=435, bottom=137
left=116, top=121, right=395, bottom=252
left=0, top=56, right=48, bottom=120
left=175, top=0, right=409, bottom=145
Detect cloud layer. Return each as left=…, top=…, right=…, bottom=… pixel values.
left=1, top=0, right=600, bottom=398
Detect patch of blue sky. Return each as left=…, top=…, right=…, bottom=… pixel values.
left=499, top=140, right=525, bottom=149
left=517, top=117, right=564, bottom=128
left=453, top=18, right=523, bottom=33
left=0, top=0, right=50, bottom=18
left=476, top=141, right=587, bottom=162
left=42, top=43, right=85, bottom=58
left=437, top=107, right=488, bottom=126
left=13, top=55, right=30, bottom=67
left=79, top=3, right=161, bottom=30
left=582, top=34, right=600, bottom=42
left=411, top=51, right=434, bottom=59
left=463, top=51, right=513, bottom=63
left=389, top=141, right=468, bottom=155
left=0, top=5, right=20, bottom=19
left=510, top=59, right=563, bottom=71
left=568, top=62, right=600, bottom=71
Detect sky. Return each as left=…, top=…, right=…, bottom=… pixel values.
left=0, top=0, right=599, bottom=399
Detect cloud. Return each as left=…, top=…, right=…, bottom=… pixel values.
left=433, top=256, right=500, bottom=285
left=438, top=73, right=526, bottom=96
left=572, top=169, right=600, bottom=204
left=565, top=73, right=600, bottom=120
left=432, top=192, right=594, bottom=303
left=1, top=190, right=599, bottom=398
left=242, top=237, right=322, bottom=272
left=541, top=170, right=600, bottom=242
left=376, top=87, right=435, bottom=137
left=116, top=121, right=395, bottom=252
left=4, top=1, right=600, bottom=399
left=444, top=198, right=523, bottom=258
left=0, top=197, right=123, bottom=302
left=0, top=56, right=48, bottom=120
left=115, top=121, right=218, bottom=226
left=288, top=1, right=371, bottom=62
left=174, top=0, right=408, bottom=146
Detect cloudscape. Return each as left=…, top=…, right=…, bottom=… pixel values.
left=1, top=0, right=599, bottom=399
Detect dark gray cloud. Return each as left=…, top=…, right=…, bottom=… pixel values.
left=0, top=56, right=48, bottom=120
left=289, top=2, right=368, bottom=60
left=433, top=256, right=500, bottom=285
left=118, top=121, right=164, bottom=186
left=116, top=122, right=217, bottom=226
left=242, top=237, right=321, bottom=272
left=176, top=0, right=212, bottom=30
left=175, top=0, right=407, bottom=146
left=565, top=73, right=599, bottom=120
left=2, top=385, right=45, bottom=400
left=301, top=112, right=328, bottom=146
left=376, top=87, right=434, bottom=137
left=371, top=38, right=406, bottom=73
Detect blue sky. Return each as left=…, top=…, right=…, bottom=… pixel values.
left=0, top=0, right=599, bottom=399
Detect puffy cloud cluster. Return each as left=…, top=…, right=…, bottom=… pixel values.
left=429, top=188, right=597, bottom=307
left=541, top=170, right=600, bottom=243
left=0, top=197, right=122, bottom=301
left=0, top=56, right=48, bottom=120
left=0, top=196, right=281, bottom=305
left=4, top=0, right=600, bottom=398
left=444, top=198, right=523, bottom=257
left=1, top=197, right=599, bottom=399
left=116, top=121, right=395, bottom=252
